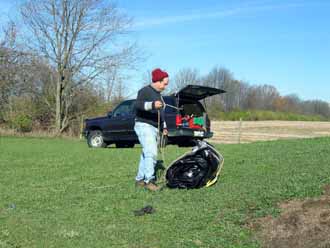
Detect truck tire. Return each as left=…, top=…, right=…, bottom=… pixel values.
left=87, top=130, right=107, bottom=148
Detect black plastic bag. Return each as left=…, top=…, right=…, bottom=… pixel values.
left=166, top=141, right=224, bottom=189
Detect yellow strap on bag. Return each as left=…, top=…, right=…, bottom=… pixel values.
left=205, top=157, right=224, bottom=187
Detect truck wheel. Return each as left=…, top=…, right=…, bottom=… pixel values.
left=87, top=130, right=107, bottom=148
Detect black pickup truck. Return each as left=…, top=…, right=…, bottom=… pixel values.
left=83, top=85, right=225, bottom=148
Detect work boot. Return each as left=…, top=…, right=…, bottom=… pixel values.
left=135, top=180, right=145, bottom=188
left=144, top=182, right=161, bottom=191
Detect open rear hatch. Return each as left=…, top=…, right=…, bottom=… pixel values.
left=173, top=85, right=226, bottom=131
left=174, top=85, right=226, bottom=101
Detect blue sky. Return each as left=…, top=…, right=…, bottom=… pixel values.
left=1, top=0, right=329, bottom=101
left=121, top=0, right=330, bottom=101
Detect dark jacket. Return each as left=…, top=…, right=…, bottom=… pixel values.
left=135, top=85, right=166, bottom=129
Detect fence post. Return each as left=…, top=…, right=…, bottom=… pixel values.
left=79, top=115, right=84, bottom=139
left=238, top=118, right=242, bottom=144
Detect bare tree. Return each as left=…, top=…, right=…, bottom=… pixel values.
left=282, top=94, right=302, bottom=113
left=104, top=67, right=118, bottom=103
left=0, top=22, right=25, bottom=121
left=222, top=79, right=241, bottom=111
left=302, top=100, right=330, bottom=117
left=203, top=67, right=232, bottom=89
left=141, top=69, right=152, bottom=87
left=202, top=67, right=233, bottom=111
left=237, top=80, right=250, bottom=110
left=20, top=0, right=137, bottom=133
left=111, top=78, right=126, bottom=106
left=172, top=68, right=200, bottom=91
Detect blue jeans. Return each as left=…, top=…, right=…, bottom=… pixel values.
left=134, top=122, right=158, bottom=183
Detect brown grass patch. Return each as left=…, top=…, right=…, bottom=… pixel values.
left=250, top=185, right=330, bottom=248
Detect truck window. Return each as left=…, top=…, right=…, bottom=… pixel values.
left=113, top=101, right=134, bottom=117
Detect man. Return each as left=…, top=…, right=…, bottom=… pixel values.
left=134, top=68, right=169, bottom=191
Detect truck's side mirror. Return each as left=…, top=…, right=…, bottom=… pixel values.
left=107, top=111, right=112, bottom=118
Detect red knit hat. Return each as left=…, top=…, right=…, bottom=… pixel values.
left=152, top=68, right=169, bottom=82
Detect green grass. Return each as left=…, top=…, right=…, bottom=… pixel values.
left=1, top=136, right=330, bottom=248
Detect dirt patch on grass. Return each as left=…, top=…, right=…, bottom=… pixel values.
left=250, top=185, right=330, bottom=248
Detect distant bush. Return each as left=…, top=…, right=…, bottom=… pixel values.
left=10, top=114, right=33, bottom=132
left=210, top=110, right=329, bottom=121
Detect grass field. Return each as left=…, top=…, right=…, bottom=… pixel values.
left=1, top=136, right=330, bottom=247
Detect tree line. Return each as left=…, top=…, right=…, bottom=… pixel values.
left=172, top=67, right=330, bottom=119
left=1, top=0, right=329, bottom=136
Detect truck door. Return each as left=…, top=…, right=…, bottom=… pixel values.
left=106, top=100, right=137, bottom=140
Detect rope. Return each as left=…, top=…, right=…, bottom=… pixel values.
left=155, top=98, right=183, bottom=184
left=157, top=109, right=167, bottom=184
left=164, top=103, right=183, bottom=111
left=157, top=110, right=166, bottom=161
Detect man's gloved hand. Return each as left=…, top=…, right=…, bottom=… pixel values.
left=154, top=100, right=163, bottom=109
